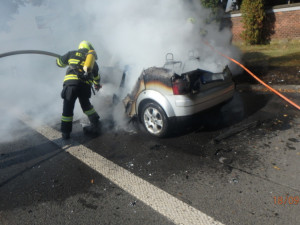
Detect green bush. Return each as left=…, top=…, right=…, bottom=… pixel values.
left=199, top=0, right=222, bottom=23
left=241, top=0, right=266, bottom=45
left=200, top=0, right=219, bottom=9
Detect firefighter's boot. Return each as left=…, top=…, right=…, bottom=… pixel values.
left=83, top=113, right=101, bottom=135
left=61, top=119, right=72, bottom=140
left=62, top=132, right=70, bottom=140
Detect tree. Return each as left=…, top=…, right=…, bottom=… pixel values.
left=240, top=0, right=266, bottom=45
left=199, top=0, right=224, bottom=23
left=200, top=0, right=220, bottom=8
left=200, top=0, right=222, bottom=14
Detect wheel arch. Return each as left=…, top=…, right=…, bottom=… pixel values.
left=136, top=90, right=175, bottom=119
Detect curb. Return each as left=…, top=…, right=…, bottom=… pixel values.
left=236, top=84, right=300, bottom=93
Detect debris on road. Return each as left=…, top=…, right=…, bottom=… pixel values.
left=126, top=161, right=135, bottom=169
left=273, top=166, right=281, bottom=170
left=129, top=200, right=137, bottom=207
left=288, top=138, right=299, bottom=143
left=219, top=156, right=233, bottom=165
left=229, top=178, right=239, bottom=184
left=214, top=121, right=259, bottom=143
left=286, top=143, right=296, bottom=150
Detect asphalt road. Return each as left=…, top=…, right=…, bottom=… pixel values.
left=0, top=91, right=299, bottom=225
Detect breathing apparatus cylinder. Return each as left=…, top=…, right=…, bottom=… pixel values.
left=83, top=50, right=96, bottom=74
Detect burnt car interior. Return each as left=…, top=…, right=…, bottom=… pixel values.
left=164, top=52, right=231, bottom=95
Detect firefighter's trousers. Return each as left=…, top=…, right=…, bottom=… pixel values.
left=60, top=83, right=100, bottom=134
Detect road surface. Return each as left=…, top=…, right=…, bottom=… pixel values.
left=0, top=91, right=299, bottom=225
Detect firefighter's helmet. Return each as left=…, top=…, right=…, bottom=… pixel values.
left=78, top=40, right=94, bottom=51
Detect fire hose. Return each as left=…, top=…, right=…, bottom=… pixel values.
left=204, top=41, right=300, bottom=111
left=0, top=50, right=97, bottom=94
left=0, top=50, right=60, bottom=59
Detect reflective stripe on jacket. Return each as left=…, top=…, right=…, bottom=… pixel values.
left=56, top=49, right=100, bottom=85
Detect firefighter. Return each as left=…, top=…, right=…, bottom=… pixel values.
left=56, top=40, right=102, bottom=139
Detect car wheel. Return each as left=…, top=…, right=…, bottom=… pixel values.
left=141, top=102, right=169, bottom=137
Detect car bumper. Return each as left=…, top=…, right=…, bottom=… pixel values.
left=168, top=83, right=235, bottom=117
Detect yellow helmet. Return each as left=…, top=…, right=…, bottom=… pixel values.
left=78, top=40, right=94, bottom=51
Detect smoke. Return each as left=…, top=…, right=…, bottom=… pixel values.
left=0, top=0, right=241, bottom=142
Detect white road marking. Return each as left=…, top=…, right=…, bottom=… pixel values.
left=16, top=111, right=225, bottom=225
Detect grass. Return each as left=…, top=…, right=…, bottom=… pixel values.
left=233, top=39, right=300, bottom=68
left=232, top=39, right=300, bottom=84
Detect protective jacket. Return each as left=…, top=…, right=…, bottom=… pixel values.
left=56, top=48, right=101, bottom=136
left=56, top=48, right=100, bottom=86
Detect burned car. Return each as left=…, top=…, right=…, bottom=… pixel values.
left=122, top=53, right=235, bottom=137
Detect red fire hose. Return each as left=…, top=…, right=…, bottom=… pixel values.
left=204, top=41, right=300, bottom=111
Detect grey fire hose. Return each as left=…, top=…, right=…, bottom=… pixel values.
left=0, top=50, right=98, bottom=95
left=0, top=50, right=60, bottom=59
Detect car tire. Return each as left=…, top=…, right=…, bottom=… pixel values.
left=141, top=102, right=169, bottom=137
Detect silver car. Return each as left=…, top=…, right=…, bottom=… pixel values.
left=122, top=53, right=235, bottom=137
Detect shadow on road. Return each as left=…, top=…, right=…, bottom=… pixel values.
left=170, top=91, right=271, bottom=137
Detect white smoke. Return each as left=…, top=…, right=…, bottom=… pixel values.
left=0, top=0, right=241, bottom=141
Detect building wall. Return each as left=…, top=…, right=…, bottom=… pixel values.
left=225, top=5, right=300, bottom=42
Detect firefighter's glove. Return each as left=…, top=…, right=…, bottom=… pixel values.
left=94, top=84, right=102, bottom=91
